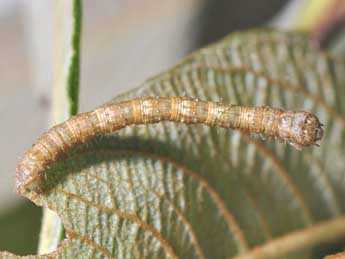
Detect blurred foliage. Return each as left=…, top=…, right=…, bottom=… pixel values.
left=0, top=202, right=41, bottom=255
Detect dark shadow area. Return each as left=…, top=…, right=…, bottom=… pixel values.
left=0, top=200, right=41, bottom=255
left=40, top=134, right=204, bottom=193
left=319, top=21, right=345, bottom=49
left=312, top=238, right=345, bottom=258
left=193, top=0, right=289, bottom=48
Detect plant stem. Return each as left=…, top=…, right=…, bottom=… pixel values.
left=232, top=216, right=345, bottom=259
left=38, top=0, right=82, bottom=254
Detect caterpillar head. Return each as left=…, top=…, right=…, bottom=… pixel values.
left=279, top=111, right=324, bottom=150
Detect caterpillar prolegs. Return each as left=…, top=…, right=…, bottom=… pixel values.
left=15, top=97, right=324, bottom=194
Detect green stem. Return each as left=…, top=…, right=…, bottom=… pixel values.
left=68, top=0, right=82, bottom=116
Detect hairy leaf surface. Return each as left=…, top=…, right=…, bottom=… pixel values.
left=1, top=30, right=345, bottom=259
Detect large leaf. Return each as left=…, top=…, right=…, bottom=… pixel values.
left=1, top=30, right=345, bottom=259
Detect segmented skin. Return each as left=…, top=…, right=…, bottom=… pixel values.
left=15, top=97, right=323, bottom=194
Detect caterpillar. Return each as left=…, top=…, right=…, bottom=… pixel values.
left=15, top=97, right=324, bottom=194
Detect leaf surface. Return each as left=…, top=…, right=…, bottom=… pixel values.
left=1, top=30, right=345, bottom=259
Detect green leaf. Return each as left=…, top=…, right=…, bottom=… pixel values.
left=2, top=29, right=345, bottom=259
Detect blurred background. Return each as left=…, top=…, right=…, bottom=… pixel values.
left=0, top=0, right=343, bottom=255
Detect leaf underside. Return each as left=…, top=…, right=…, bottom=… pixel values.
left=2, top=29, right=345, bottom=259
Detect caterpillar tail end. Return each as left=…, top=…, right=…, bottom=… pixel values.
left=14, top=163, right=43, bottom=195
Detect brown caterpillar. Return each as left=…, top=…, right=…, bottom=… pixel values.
left=15, top=97, right=323, bottom=194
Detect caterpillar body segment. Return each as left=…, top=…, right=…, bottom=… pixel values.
left=15, top=97, right=323, bottom=194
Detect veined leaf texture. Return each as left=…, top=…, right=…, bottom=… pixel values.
left=2, top=30, right=345, bottom=259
